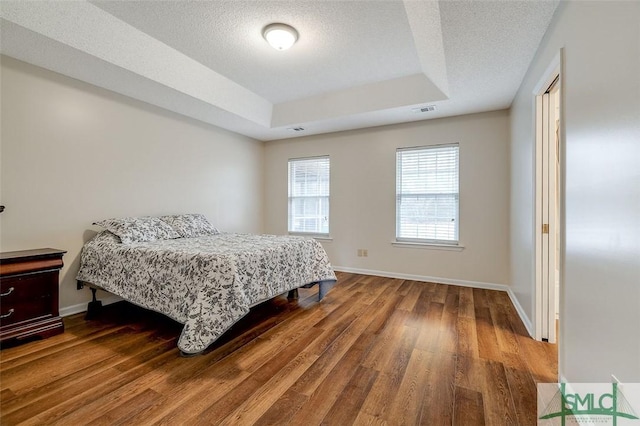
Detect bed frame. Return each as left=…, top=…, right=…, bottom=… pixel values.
left=76, top=279, right=334, bottom=321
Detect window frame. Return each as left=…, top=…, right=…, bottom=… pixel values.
left=287, top=155, right=330, bottom=237
left=395, top=143, right=460, bottom=246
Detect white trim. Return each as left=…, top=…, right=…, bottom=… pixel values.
left=288, top=232, right=331, bottom=239
left=533, top=48, right=563, bottom=343
left=534, top=90, right=543, bottom=341
left=391, top=241, right=465, bottom=251
left=506, top=288, right=534, bottom=337
left=333, top=266, right=508, bottom=292
left=287, top=232, right=333, bottom=242
left=59, top=294, right=122, bottom=317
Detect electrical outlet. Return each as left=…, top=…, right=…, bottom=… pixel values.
left=357, top=249, right=362, bottom=257
left=363, top=249, right=368, bottom=257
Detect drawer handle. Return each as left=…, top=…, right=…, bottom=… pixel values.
left=0, top=309, right=14, bottom=319
left=0, top=287, right=15, bottom=297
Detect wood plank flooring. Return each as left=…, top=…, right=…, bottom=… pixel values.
left=0, top=272, right=557, bottom=425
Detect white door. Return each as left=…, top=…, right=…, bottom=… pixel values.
left=538, top=77, right=561, bottom=343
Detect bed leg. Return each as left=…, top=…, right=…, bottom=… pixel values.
left=318, top=280, right=337, bottom=301
left=287, top=288, right=299, bottom=300
left=85, top=287, right=103, bottom=320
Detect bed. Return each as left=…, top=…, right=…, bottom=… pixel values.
left=76, top=215, right=337, bottom=355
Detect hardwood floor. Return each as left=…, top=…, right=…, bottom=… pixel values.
left=0, top=272, right=557, bottom=425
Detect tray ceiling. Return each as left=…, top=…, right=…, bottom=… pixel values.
left=0, top=0, right=559, bottom=141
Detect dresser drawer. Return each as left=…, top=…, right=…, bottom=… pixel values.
left=0, top=248, right=66, bottom=344
left=1, top=273, right=55, bottom=326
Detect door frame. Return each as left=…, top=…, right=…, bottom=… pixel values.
left=533, top=50, right=564, bottom=344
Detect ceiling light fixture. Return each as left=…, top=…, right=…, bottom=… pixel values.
left=263, top=23, right=298, bottom=51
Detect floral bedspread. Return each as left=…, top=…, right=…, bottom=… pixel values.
left=76, top=231, right=337, bottom=354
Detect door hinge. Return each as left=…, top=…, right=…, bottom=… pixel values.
left=542, top=224, right=549, bottom=234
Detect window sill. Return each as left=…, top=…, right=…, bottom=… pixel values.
left=312, top=236, right=333, bottom=242
left=391, top=241, right=465, bottom=251
left=289, top=233, right=333, bottom=242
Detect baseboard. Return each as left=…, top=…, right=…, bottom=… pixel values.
left=506, top=288, right=534, bottom=337
left=333, top=266, right=510, bottom=292
left=59, top=294, right=123, bottom=317
left=333, top=266, right=535, bottom=338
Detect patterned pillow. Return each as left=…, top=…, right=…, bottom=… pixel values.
left=159, top=214, right=219, bottom=238
left=93, top=216, right=180, bottom=244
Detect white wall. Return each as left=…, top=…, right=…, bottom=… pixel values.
left=265, top=110, right=510, bottom=287
left=0, top=57, right=264, bottom=312
left=510, top=1, right=640, bottom=382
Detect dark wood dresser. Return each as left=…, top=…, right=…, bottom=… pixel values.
left=0, top=248, right=66, bottom=345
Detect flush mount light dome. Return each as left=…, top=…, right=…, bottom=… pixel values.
left=263, top=23, right=298, bottom=51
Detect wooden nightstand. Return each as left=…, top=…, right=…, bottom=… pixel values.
left=0, top=248, right=66, bottom=346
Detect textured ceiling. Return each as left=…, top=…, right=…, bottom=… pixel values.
left=0, top=0, right=559, bottom=141
left=92, top=0, right=424, bottom=104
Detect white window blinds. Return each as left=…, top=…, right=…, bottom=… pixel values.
left=288, top=156, right=330, bottom=235
left=396, top=144, right=459, bottom=244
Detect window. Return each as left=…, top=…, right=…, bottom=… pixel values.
left=288, top=156, right=330, bottom=235
left=396, top=144, right=459, bottom=244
